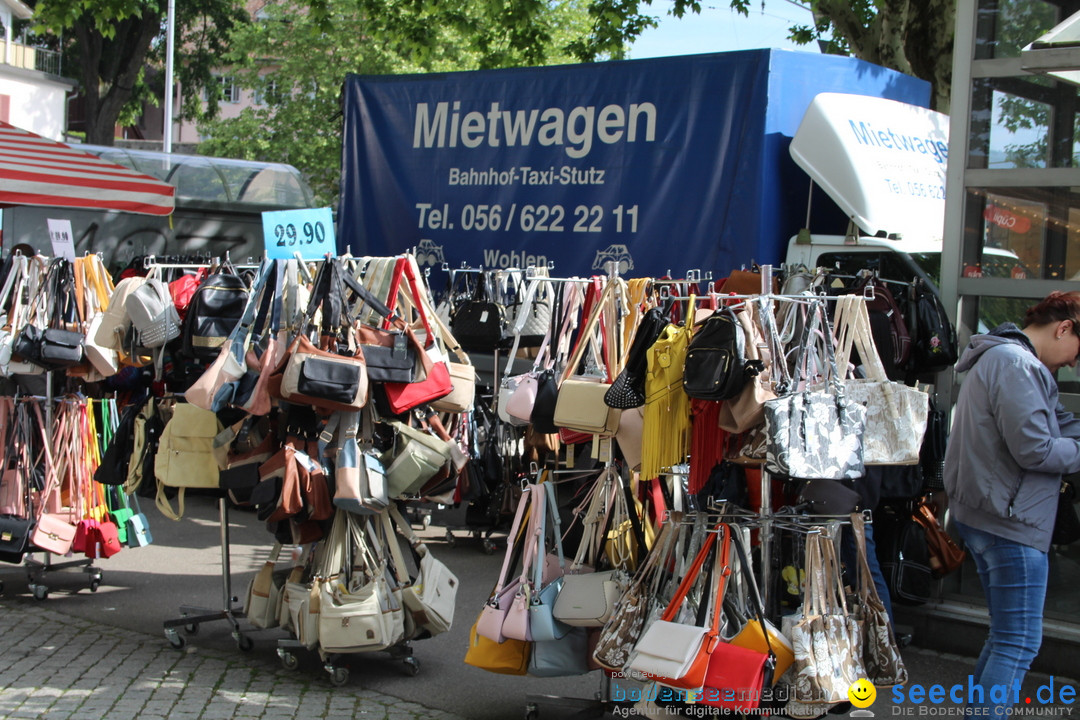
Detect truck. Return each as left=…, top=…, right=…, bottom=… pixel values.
left=337, top=49, right=934, bottom=281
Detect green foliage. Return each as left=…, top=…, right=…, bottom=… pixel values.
left=198, top=0, right=601, bottom=205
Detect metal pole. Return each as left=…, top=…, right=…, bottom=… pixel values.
left=163, top=0, right=177, bottom=153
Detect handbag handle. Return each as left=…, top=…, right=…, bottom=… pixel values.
left=560, top=278, right=617, bottom=384
left=658, top=522, right=719, bottom=623
left=850, top=512, right=886, bottom=607
left=489, top=485, right=534, bottom=602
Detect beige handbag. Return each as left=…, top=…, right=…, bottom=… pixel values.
left=80, top=255, right=119, bottom=378
left=718, top=299, right=777, bottom=433
left=245, top=543, right=285, bottom=630
left=427, top=312, right=475, bottom=414
left=553, top=279, right=623, bottom=437
left=94, top=275, right=145, bottom=352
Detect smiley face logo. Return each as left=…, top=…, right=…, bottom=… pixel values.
left=849, top=679, right=877, bottom=708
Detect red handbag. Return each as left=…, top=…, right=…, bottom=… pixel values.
left=94, top=518, right=124, bottom=558
left=380, top=257, right=453, bottom=413
left=699, top=642, right=774, bottom=711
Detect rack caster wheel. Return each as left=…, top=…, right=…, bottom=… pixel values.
left=401, top=655, right=420, bottom=676
left=280, top=652, right=299, bottom=671
left=89, top=579, right=100, bottom=593
left=31, top=584, right=48, bottom=601
left=482, top=538, right=496, bottom=555
left=165, top=630, right=186, bottom=650
left=329, top=666, right=349, bottom=687
left=525, top=702, right=539, bottom=720
left=236, top=634, right=254, bottom=652
left=183, top=622, right=199, bottom=636
left=444, top=529, right=456, bottom=547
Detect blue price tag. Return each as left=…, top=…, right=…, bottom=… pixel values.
left=262, top=208, right=336, bottom=260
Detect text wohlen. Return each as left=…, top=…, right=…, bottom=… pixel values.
left=413, top=101, right=657, bottom=159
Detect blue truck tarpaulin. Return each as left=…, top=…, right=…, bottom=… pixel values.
left=338, top=49, right=929, bottom=279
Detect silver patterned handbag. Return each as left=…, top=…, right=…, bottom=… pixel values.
left=764, top=299, right=866, bottom=480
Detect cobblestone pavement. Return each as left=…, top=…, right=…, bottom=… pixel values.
left=0, top=598, right=467, bottom=720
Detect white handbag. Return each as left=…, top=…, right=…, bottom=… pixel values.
left=386, top=505, right=458, bottom=636
left=833, top=294, right=928, bottom=465
left=244, top=543, right=284, bottom=630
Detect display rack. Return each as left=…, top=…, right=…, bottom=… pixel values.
left=23, top=372, right=104, bottom=599
left=162, top=497, right=253, bottom=652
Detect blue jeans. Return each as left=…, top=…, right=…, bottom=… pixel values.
left=954, top=521, right=1048, bottom=719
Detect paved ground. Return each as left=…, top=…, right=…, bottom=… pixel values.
left=0, top=599, right=465, bottom=720
left=0, top=494, right=1077, bottom=720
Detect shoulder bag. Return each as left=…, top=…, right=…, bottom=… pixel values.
left=387, top=504, right=459, bottom=637
left=627, top=522, right=729, bottom=690
left=850, top=512, right=908, bottom=687
left=763, top=299, right=866, bottom=480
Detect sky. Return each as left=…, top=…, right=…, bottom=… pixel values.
left=627, top=0, right=819, bottom=59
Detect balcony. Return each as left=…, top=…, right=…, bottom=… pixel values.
left=0, top=39, right=61, bottom=76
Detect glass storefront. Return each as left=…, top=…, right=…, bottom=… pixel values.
left=949, top=0, right=1080, bottom=625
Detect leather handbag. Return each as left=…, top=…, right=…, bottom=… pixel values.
left=796, top=478, right=863, bottom=515
left=0, top=515, right=31, bottom=563
left=529, top=626, right=591, bottom=677
left=764, top=300, right=866, bottom=480
left=451, top=272, right=506, bottom=351
left=327, top=410, right=389, bottom=514
left=318, top=512, right=405, bottom=653
left=29, top=403, right=78, bottom=555
left=280, top=335, right=368, bottom=410
left=125, top=494, right=153, bottom=548
left=605, top=306, right=667, bottom=409
left=428, top=312, right=476, bottom=413
left=477, top=487, right=535, bottom=642
left=379, top=256, right=454, bottom=413
left=553, top=279, right=622, bottom=437
left=626, top=525, right=727, bottom=690
left=912, top=498, right=966, bottom=577
left=718, top=298, right=778, bottom=432
left=380, top=420, right=455, bottom=497
left=464, top=615, right=531, bottom=675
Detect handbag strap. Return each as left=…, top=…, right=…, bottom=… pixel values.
left=490, top=484, right=533, bottom=600
left=730, top=527, right=776, bottom=670
left=560, top=278, right=617, bottom=384
left=850, top=512, right=885, bottom=606
left=537, top=479, right=565, bottom=587
left=659, top=522, right=719, bottom=623
left=380, top=508, right=413, bottom=588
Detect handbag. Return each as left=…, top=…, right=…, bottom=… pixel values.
left=386, top=505, right=459, bottom=637
left=529, top=626, right=591, bottom=677
left=380, top=420, right=455, bottom=497
left=451, top=272, right=506, bottom=351
left=429, top=313, right=476, bottom=413
left=911, top=498, right=966, bottom=577
left=796, top=478, right=863, bottom=515
left=464, top=614, right=531, bottom=675
left=593, top=522, right=677, bottom=671
left=718, top=298, right=778, bottom=432
left=605, top=306, right=668, bottom=409
left=245, top=542, right=285, bottom=630
left=789, top=529, right=866, bottom=704
left=626, top=523, right=728, bottom=690
left=764, top=300, right=866, bottom=480
left=850, top=512, right=908, bottom=686
left=125, top=494, right=153, bottom=548
left=553, top=279, right=622, bottom=437
left=30, top=401, right=78, bottom=555
left=318, top=512, right=405, bottom=653
left=477, top=485, right=537, bottom=642
left=154, top=403, right=224, bottom=521
left=509, top=274, right=554, bottom=348
left=833, top=294, right=928, bottom=465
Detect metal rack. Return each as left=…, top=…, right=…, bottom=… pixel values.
left=162, top=498, right=253, bottom=652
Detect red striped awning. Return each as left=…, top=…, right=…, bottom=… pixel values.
left=0, top=121, right=175, bottom=216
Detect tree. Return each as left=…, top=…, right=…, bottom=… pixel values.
left=30, top=0, right=246, bottom=145
left=197, top=0, right=600, bottom=205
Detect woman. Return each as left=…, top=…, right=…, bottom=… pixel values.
left=944, top=290, right=1080, bottom=717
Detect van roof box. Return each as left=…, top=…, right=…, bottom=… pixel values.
left=789, top=92, right=949, bottom=242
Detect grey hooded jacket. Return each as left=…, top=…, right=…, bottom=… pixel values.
left=943, top=323, right=1080, bottom=552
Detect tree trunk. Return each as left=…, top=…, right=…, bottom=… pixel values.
left=75, top=9, right=162, bottom=145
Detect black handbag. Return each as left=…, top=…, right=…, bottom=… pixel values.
left=683, top=306, right=761, bottom=401
left=529, top=369, right=560, bottom=434
left=0, top=515, right=32, bottom=564
left=604, top=306, right=668, bottom=409
left=12, top=324, right=43, bottom=364
left=451, top=273, right=506, bottom=352
left=1053, top=479, right=1080, bottom=546
left=796, top=477, right=862, bottom=515
left=40, top=327, right=85, bottom=368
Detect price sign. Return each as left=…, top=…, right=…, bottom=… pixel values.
left=262, top=207, right=336, bottom=260
left=46, top=219, right=76, bottom=260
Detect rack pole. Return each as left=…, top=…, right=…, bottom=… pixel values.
left=758, top=266, right=774, bottom=611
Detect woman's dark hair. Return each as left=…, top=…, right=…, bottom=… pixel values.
left=1023, top=291, right=1080, bottom=328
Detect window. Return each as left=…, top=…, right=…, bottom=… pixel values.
left=253, top=79, right=281, bottom=106
left=206, top=75, right=240, bottom=104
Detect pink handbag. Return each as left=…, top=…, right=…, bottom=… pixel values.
left=477, top=486, right=537, bottom=643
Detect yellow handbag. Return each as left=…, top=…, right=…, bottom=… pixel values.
left=464, top=612, right=531, bottom=675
